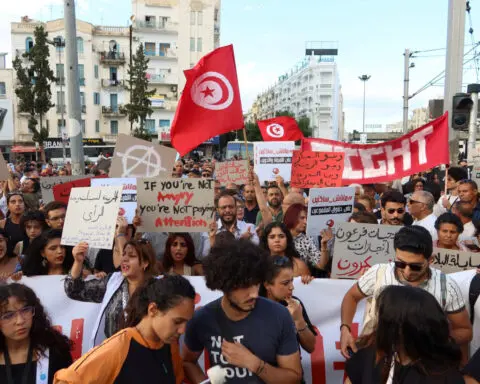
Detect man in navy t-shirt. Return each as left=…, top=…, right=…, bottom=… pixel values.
left=182, top=239, right=302, bottom=383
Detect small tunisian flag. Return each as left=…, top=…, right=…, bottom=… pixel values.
left=257, top=116, right=304, bottom=141
left=170, top=45, right=244, bottom=156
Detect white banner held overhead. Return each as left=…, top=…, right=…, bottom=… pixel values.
left=91, top=178, right=137, bottom=224
left=254, top=141, right=295, bottom=184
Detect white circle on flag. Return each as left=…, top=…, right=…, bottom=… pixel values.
left=266, top=123, right=285, bottom=138
left=191, top=71, right=234, bottom=111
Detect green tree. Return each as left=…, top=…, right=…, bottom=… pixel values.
left=13, top=25, right=56, bottom=162
left=124, top=43, right=156, bottom=141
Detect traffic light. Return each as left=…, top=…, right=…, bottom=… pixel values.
left=452, top=93, right=473, bottom=130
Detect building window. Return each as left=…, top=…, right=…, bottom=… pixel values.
left=93, top=92, right=100, bottom=105
left=109, top=67, right=117, bottom=81
left=80, top=92, right=85, bottom=107
left=144, top=42, right=156, bottom=56
left=55, top=36, right=64, bottom=52
left=81, top=120, right=86, bottom=134
left=110, top=120, right=118, bottom=135
left=146, top=119, right=156, bottom=134
left=94, top=65, right=99, bottom=79
left=197, top=38, right=202, bottom=52
left=0, top=82, right=5, bottom=96
left=159, top=119, right=170, bottom=128
left=159, top=43, right=170, bottom=57
left=57, top=119, right=66, bottom=135
left=56, top=64, right=64, bottom=84
left=25, top=37, right=34, bottom=53
left=197, top=11, right=203, bottom=25
left=77, top=37, right=84, bottom=54
left=57, top=91, right=65, bottom=111
left=190, top=38, right=195, bottom=52
left=190, top=11, right=195, bottom=25
left=145, top=15, right=156, bottom=27
left=78, top=64, right=85, bottom=86
left=95, top=120, right=100, bottom=133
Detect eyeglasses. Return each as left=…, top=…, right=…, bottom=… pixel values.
left=394, top=260, right=425, bottom=272
left=386, top=208, right=405, bottom=214
left=0, top=306, right=35, bottom=322
left=272, top=256, right=291, bottom=266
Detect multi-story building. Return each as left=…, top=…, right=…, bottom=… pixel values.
left=0, top=53, right=15, bottom=157
left=250, top=55, right=344, bottom=140
left=9, top=0, right=221, bottom=159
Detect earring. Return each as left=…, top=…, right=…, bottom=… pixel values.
left=41, top=258, right=47, bottom=267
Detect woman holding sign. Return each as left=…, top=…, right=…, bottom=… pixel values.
left=0, top=283, right=72, bottom=384
left=64, top=239, right=157, bottom=349
left=55, top=275, right=194, bottom=384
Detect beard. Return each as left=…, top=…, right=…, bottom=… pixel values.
left=269, top=199, right=281, bottom=209
left=226, top=293, right=256, bottom=313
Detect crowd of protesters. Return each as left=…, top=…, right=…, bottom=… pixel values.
left=1, top=154, right=480, bottom=383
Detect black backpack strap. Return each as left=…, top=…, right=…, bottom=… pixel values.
left=469, top=274, right=480, bottom=324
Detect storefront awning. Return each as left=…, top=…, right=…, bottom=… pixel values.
left=11, top=146, right=38, bottom=153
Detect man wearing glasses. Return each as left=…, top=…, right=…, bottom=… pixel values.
left=408, top=190, right=438, bottom=240
left=379, top=190, right=407, bottom=226
left=339, top=226, right=472, bottom=363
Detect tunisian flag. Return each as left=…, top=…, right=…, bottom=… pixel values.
left=170, top=45, right=244, bottom=156
left=257, top=116, right=304, bottom=141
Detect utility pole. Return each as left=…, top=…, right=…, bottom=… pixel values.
left=129, top=15, right=134, bottom=133
left=444, top=0, right=467, bottom=165
left=403, top=49, right=414, bottom=134
left=467, top=84, right=480, bottom=163
left=64, top=0, right=84, bottom=175
left=359, top=75, right=371, bottom=132
left=57, top=39, right=67, bottom=163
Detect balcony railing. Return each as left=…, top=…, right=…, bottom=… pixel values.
left=100, top=51, right=126, bottom=65
left=146, top=73, right=176, bottom=84
left=144, top=49, right=177, bottom=60
left=135, top=20, right=178, bottom=32
left=103, top=134, right=118, bottom=143
left=102, top=105, right=127, bottom=116
left=56, top=77, right=65, bottom=85
left=102, top=79, right=125, bottom=87
left=56, top=105, right=66, bottom=114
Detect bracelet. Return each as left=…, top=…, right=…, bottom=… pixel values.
left=340, top=323, right=351, bottom=333
left=297, top=324, right=308, bottom=333
left=255, top=360, right=265, bottom=376
left=116, top=233, right=126, bottom=238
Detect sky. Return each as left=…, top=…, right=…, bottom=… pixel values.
left=1, top=0, right=479, bottom=133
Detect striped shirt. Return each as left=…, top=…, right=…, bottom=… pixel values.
left=358, top=262, right=465, bottom=314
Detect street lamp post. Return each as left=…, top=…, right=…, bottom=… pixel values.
left=358, top=74, right=371, bottom=133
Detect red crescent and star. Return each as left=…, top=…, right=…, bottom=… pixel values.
left=201, top=86, right=215, bottom=98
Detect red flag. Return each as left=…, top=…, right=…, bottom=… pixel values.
left=257, top=116, right=304, bottom=141
left=170, top=45, right=243, bottom=156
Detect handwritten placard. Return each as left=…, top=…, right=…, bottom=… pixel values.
left=306, top=187, right=355, bottom=237
left=331, top=222, right=401, bottom=279
left=91, top=178, right=136, bottom=223
left=137, top=178, right=215, bottom=232
left=431, top=248, right=480, bottom=274
left=215, top=160, right=249, bottom=186
left=61, top=186, right=123, bottom=249
left=254, top=141, right=295, bottom=184
left=290, top=151, right=344, bottom=188
left=40, top=175, right=93, bottom=204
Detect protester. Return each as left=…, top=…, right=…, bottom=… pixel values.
left=182, top=239, right=302, bottom=383
left=43, top=202, right=67, bottom=230
left=55, top=275, right=194, bottom=384
left=161, top=233, right=203, bottom=276
left=254, top=174, right=284, bottom=227
left=236, top=198, right=246, bottom=222
left=408, top=190, right=438, bottom=239
left=357, top=195, right=374, bottom=212
left=0, top=283, right=73, bottom=384
left=348, top=211, right=379, bottom=224
left=434, top=166, right=467, bottom=217
left=353, top=202, right=366, bottom=213
left=283, top=204, right=327, bottom=271
left=64, top=240, right=157, bottom=348
left=203, top=192, right=258, bottom=256
left=380, top=190, right=407, bottom=225
left=0, top=230, right=17, bottom=282
left=21, top=178, right=41, bottom=212
left=243, top=184, right=259, bottom=225
left=14, top=211, right=46, bottom=258
left=434, top=212, right=469, bottom=251
left=349, top=184, right=364, bottom=201
left=340, top=226, right=472, bottom=363
left=261, top=222, right=311, bottom=277
left=458, top=180, right=480, bottom=221
left=282, top=193, right=306, bottom=214
left=22, top=230, right=75, bottom=277
left=0, top=192, right=26, bottom=257
left=345, top=285, right=464, bottom=383
left=260, top=256, right=317, bottom=355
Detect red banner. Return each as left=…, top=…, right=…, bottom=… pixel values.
left=290, top=151, right=345, bottom=188
left=53, top=175, right=108, bottom=204
left=302, top=113, right=449, bottom=184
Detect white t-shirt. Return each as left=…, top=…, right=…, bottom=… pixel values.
left=358, top=262, right=465, bottom=314
left=459, top=221, right=476, bottom=241
left=413, top=213, right=438, bottom=241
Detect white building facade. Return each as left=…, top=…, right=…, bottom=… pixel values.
left=251, top=56, right=344, bottom=140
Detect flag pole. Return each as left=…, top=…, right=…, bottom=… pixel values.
left=242, top=126, right=250, bottom=161
left=444, top=164, right=449, bottom=196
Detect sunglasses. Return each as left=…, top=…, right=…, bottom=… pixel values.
left=394, top=260, right=425, bottom=272
left=387, top=208, right=405, bottom=214
left=202, top=173, right=210, bottom=177
left=408, top=199, right=424, bottom=205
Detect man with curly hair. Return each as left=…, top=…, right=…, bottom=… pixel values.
left=182, top=239, right=302, bottom=383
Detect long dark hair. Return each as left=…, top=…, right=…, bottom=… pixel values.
left=125, top=275, right=195, bottom=327
left=358, top=285, right=461, bottom=382
left=0, top=283, right=72, bottom=357
left=22, top=229, right=73, bottom=276
left=259, top=256, right=294, bottom=297
left=261, top=222, right=301, bottom=260
left=123, top=240, right=158, bottom=280
left=162, top=233, right=197, bottom=271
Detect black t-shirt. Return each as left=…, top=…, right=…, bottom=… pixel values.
left=463, top=346, right=480, bottom=381
left=0, top=346, right=72, bottom=384
left=278, top=296, right=317, bottom=345
left=94, top=249, right=120, bottom=274
left=185, top=297, right=299, bottom=383
left=243, top=205, right=259, bottom=225
left=346, top=346, right=464, bottom=384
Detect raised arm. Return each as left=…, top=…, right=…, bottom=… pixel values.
left=253, top=172, right=272, bottom=226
